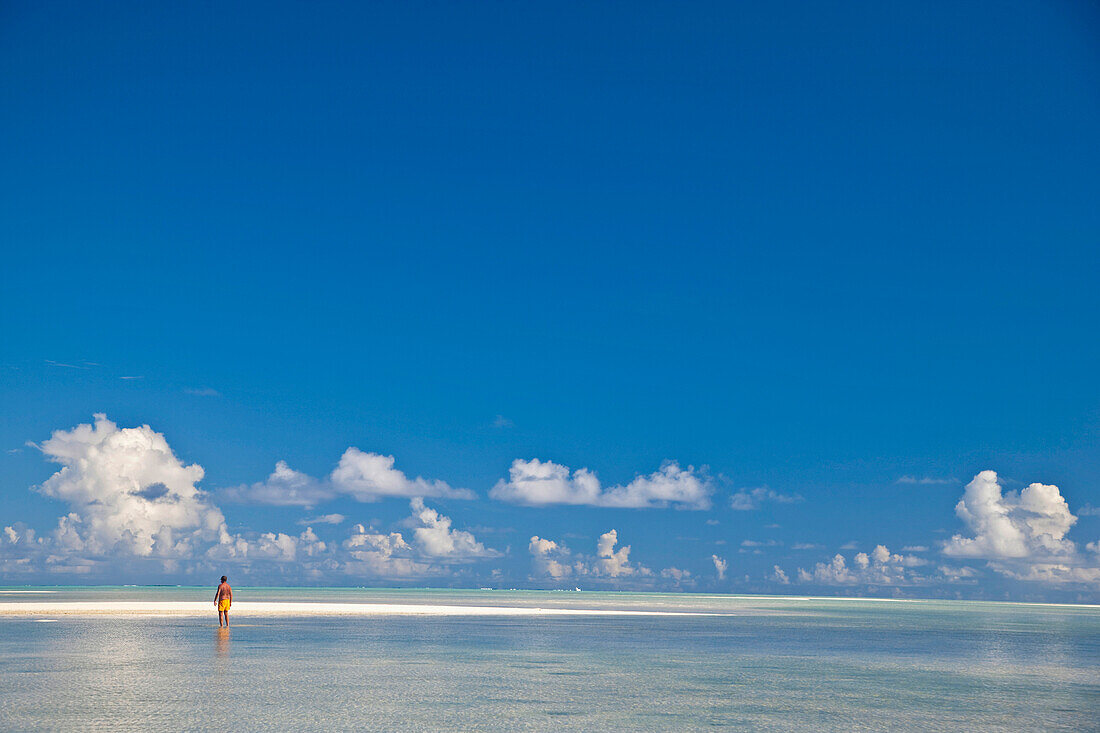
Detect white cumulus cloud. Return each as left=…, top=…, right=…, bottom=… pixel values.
left=528, top=535, right=573, bottom=579
left=334, top=498, right=497, bottom=578
left=527, top=529, right=669, bottom=583
left=249, top=527, right=327, bottom=562
left=342, top=526, right=426, bottom=578
left=592, top=529, right=639, bottom=577
left=944, top=470, right=1076, bottom=559
left=33, top=414, right=234, bottom=559
left=491, top=458, right=710, bottom=509
left=224, top=461, right=332, bottom=507
left=331, top=448, right=475, bottom=501
left=796, top=545, right=925, bottom=586
left=225, top=448, right=474, bottom=506
left=408, top=498, right=496, bottom=559
left=3, top=416, right=497, bottom=583
left=942, top=471, right=1100, bottom=585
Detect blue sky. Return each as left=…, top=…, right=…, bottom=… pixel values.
left=2, top=1, right=1099, bottom=600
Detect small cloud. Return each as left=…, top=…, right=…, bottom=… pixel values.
left=185, top=387, right=221, bottom=397
left=492, top=415, right=514, bottom=429
left=298, top=514, right=345, bottom=526
left=764, top=523, right=781, bottom=529
left=839, top=541, right=859, bottom=550
left=741, top=539, right=781, bottom=548
left=6, top=448, right=21, bottom=454
left=705, top=519, right=719, bottom=526
left=938, top=565, right=980, bottom=583
left=730, top=487, right=803, bottom=511
left=791, top=543, right=822, bottom=551
left=1077, top=504, right=1100, bottom=517
left=711, top=554, right=727, bottom=580
left=896, top=475, right=957, bottom=485
left=45, top=359, right=89, bottom=370
left=119, top=376, right=143, bottom=380
left=223, top=461, right=332, bottom=507
left=771, top=565, right=790, bottom=584
left=902, top=545, right=928, bottom=552
left=660, top=566, right=692, bottom=582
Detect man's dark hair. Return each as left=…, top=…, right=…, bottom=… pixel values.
left=221, top=576, right=227, bottom=583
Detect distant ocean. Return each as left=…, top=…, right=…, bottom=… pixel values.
left=2, top=587, right=1097, bottom=731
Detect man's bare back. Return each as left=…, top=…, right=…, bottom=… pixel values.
left=215, top=576, right=233, bottom=627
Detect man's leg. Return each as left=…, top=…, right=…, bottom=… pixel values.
left=223, top=610, right=228, bottom=627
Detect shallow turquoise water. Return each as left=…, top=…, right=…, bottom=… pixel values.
left=1, top=588, right=1097, bottom=731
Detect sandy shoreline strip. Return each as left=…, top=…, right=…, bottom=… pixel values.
left=0, top=602, right=724, bottom=617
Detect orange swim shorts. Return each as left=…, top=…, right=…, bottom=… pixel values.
left=218, top=598, right=231, bottom=612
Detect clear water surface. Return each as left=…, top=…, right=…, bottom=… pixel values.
left=0, top=587, right=1097, bottom=731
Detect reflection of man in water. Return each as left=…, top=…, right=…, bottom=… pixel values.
left=215, top=575, right=232, bottom=627
left=215, top=626, right=230, bottom=658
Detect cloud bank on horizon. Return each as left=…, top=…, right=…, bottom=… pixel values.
left=2, top=416, right=1099, bottom=597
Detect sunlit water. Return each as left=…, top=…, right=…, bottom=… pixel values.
left=1, top=587, right=1097, bottom=731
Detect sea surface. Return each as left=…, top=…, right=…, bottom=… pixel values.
left=1, top=587, right=1098, bottom=731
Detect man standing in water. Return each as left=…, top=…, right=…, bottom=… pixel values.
left=215, top=575, right=232, bottom=627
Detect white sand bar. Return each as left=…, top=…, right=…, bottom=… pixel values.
left=0, top=602, right=723, bottom=617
